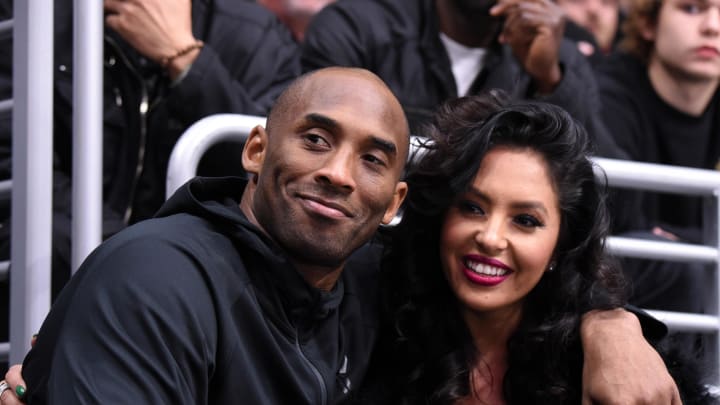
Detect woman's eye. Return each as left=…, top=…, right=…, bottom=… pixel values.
left=515, top=214, right=543, bottom=228
left=459, top=201, right=484, bottom=215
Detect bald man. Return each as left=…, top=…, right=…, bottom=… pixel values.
left=14, top=67, right=407, bottom=405
left=8, top=68, right=679, bottom=405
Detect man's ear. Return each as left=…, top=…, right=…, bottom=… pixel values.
left=381, top=181, right=408, bottom=225
left=242, top=125, right=268, bottom=177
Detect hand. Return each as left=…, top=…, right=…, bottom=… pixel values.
left=104, top=0, right=199, bottom=79
left=490, top=0, right=565, bottom=94
left=580, top=309, right=681, bottom=404
left=652, top=226, right=680, bottom=241
left=0, top=365, right=26, bottom=405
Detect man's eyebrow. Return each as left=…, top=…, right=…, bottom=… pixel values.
left=304, top=113, right=339, bottom=130
left=371, top=136, right=398, bottom=157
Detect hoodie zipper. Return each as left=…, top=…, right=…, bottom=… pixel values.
left=294, top=336, right=328, bottom=405
left=105, top=36, right=149, bottom=224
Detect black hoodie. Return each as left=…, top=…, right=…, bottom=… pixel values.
left=22, top=177, right=382, bottom=405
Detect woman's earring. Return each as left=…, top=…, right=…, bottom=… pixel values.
left=547, top=261, right=556, bottom=272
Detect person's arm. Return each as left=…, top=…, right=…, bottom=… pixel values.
left=104, top=0, right=198, bottom=81
left=488, top=0, right=622, bottom=158
left=104, top=0, right=300, bottom=121
left=301, top=1, right=373, bottom=72
left=490, top=0, right=566, bottom=95
left=580, top=308, right=681, bottom=404
left=166, top=10, right=301, bottom=123
left=21, top=235, right=218, bottom=404
left=166, top=1, right=301, bottom=122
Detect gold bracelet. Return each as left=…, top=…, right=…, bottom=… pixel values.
left=161, top=40, right=204, bottom=69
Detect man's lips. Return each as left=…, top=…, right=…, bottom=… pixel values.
left=297, top=194, right=354, bottom=218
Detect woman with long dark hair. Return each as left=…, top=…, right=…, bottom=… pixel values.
left=360, top=94, right=713, bottom=404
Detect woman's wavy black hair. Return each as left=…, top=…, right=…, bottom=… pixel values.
left=378, top=93, right=627, bottom=404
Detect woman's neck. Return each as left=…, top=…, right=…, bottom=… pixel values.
left=456, top=306, right=523, bottom=405
left=463, top=306, right=522, bottom=354
left=647, top=55, right=720, bottom=116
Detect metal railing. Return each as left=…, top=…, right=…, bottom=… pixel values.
left=2, top=0, right=105, bottom=364
left=166, top=114, right=720, bottom=383
left=6, top=0, right=55, bottom=366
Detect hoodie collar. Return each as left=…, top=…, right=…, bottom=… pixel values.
left=158, top=176, right=346, bottom=331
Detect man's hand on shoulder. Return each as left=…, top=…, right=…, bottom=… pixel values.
left=580, top=308, right=681, bottom=404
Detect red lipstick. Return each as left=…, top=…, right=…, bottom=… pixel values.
left=461, top=255, right=512, bottom=287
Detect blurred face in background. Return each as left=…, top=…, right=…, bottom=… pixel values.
left=557, top=0, right=621, bottom=50
left=645, top=0, right=720, bottom=80
left=258, top=0, right=336, bottom=41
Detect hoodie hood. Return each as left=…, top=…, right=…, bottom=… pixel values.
left=157, top=176, right=345, bottom=334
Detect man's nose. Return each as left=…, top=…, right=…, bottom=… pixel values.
left=315, top=150, right=356, bottom=192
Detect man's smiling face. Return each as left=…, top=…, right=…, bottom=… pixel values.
left=245, top=68, right=409, bottom=271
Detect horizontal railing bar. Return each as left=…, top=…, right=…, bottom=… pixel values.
left=0, top=179, right=12, bottom=200
left=0, top=261, right=8, bottom=282
left=0, top=342, right=8, bottom=362
left=646, top=310, right=719, bottom=333
left=607, top=236, right=719, bottom=263
left=0, top=99, right=12, bottom=114
left=594, top=157, right=720, bottom=196
left=0, top=19, right=12, bottom=37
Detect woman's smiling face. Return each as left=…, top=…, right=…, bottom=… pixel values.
left=439, top=146, right=561, bottom=318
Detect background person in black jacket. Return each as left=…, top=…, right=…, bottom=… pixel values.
left=595, top=0, right=720, bottom=354
left=0, top=0, right=300, bottom=299
left=301, top=0, right=626, bottom=159
left=0, top=68, right=683, bottom=405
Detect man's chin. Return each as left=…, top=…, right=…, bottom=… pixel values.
left=291, top=248, right=348, bottom=270
left=293, top=234, right=361, bottom=265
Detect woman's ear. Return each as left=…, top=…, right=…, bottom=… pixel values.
left=639, top=15, right=657, bottom=41
left=242, top=125, right=268, bottom=178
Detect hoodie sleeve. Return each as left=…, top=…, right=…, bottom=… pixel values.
left=22, top=235, right=218, bottom=405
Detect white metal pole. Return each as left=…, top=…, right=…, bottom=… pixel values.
left=9, top=0, right=54, bottom=364
left=72, top=0, right=103, bottom=272
left=713, top=191, right=720, bottom=384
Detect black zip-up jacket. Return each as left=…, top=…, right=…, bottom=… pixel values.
left=301, top=0, right=625, bottom=158
left=22, top=177, right=382, bottom=405
left=0, top=0, right=300, bottom=229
